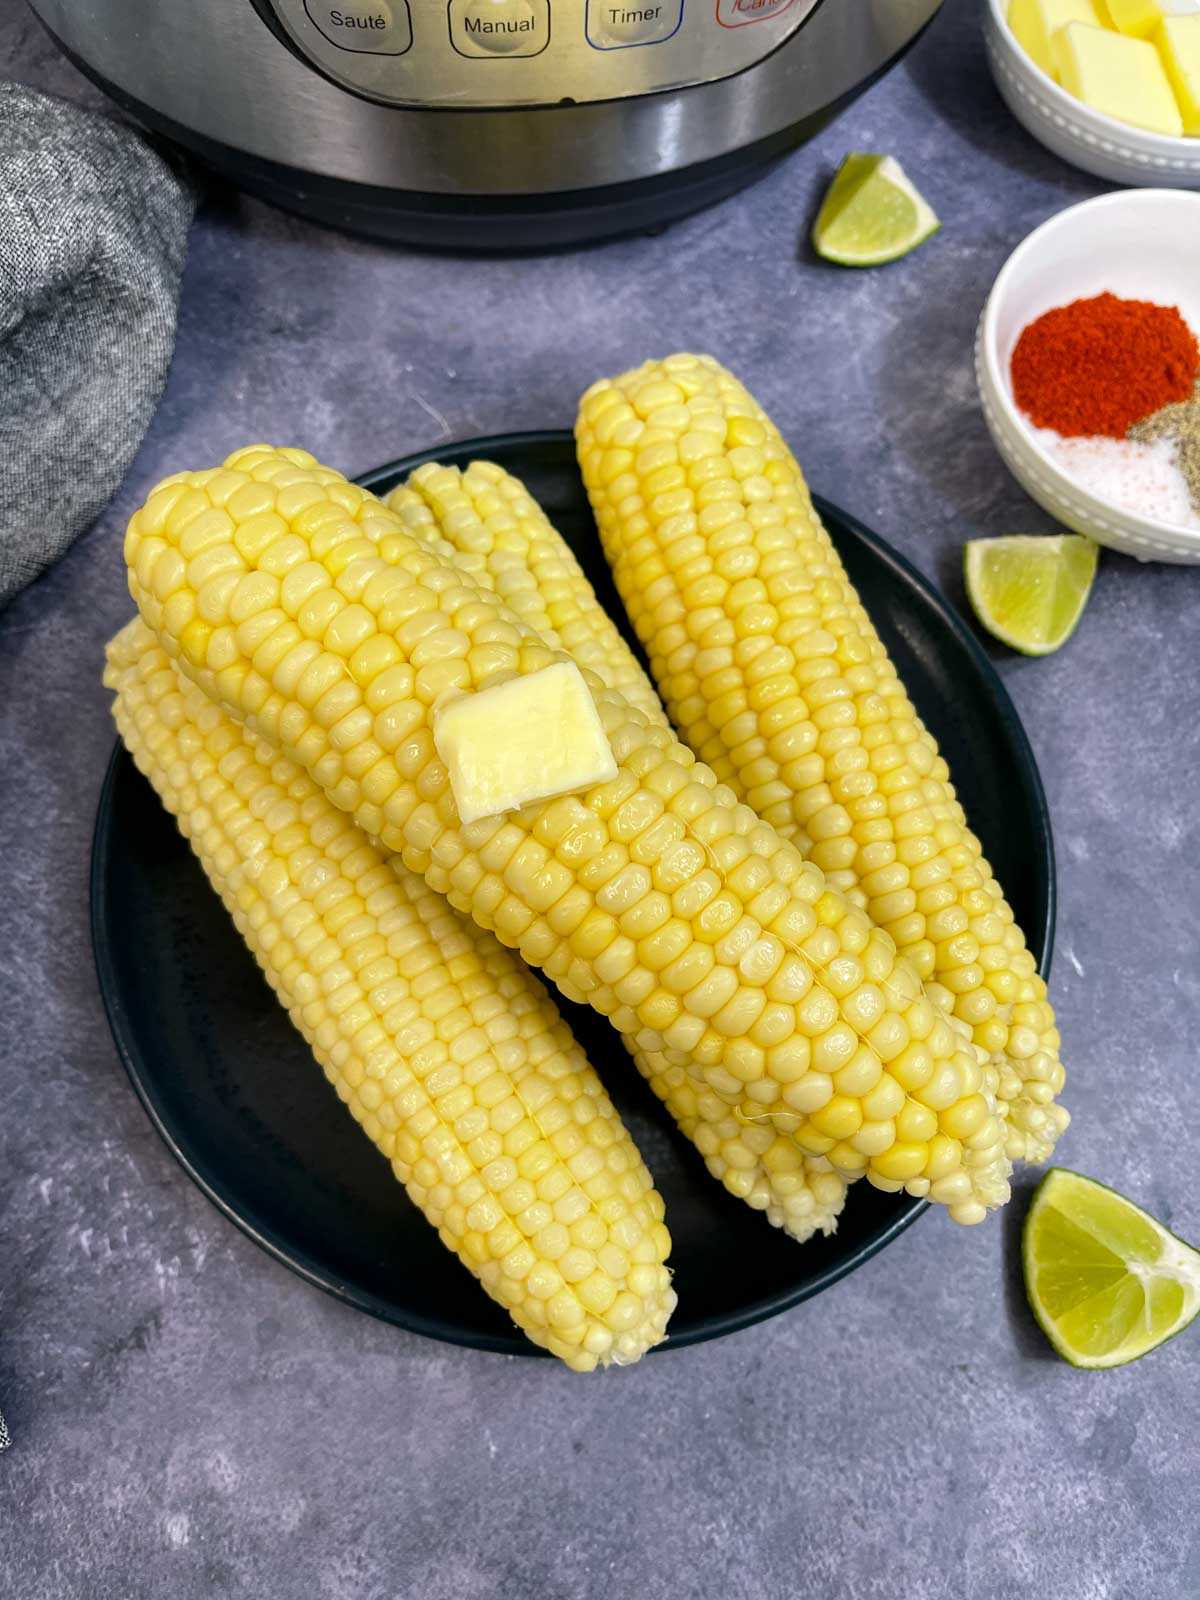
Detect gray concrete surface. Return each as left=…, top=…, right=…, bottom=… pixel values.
left=2, top=2, right=1198, bottom=1596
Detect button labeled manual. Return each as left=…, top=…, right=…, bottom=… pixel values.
left=449, top=0, right=550, bottom=56
left=305, top=0, right=412, bottom=52
left=587, top=0, right=682, bottom=48
left=716, top=0, right=795, bottom=24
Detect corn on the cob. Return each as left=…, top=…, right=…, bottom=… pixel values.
left=388, top=461, right=847, bottom=1241
left=124, top=445, right=1009, bottom=1221
left=105, top=618, right=674, bottom=1369
left=576, top=355, right=1067, bottom=1166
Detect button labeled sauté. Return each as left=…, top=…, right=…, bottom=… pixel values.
left=449, top=0, right=551, bottom=56
left=305, top=0, right=412, bottom=51
left=587, top=0, right=682, bottom=48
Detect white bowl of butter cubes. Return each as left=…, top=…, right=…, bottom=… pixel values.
left=977, top=189, right=1200, bottom=563
left=985, top=0, right=1200, bottom=185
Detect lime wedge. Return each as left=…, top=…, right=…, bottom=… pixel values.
left=964, top=534, right=1098, bottom=655
left=812, top=153, right=940, bottom=267
left=1023, top=1169, right=1200, bottom=1369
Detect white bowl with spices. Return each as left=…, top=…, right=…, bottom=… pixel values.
left=984, top=0, right=1200, bottom=188
left=977, top=188, right=1200, bottom=563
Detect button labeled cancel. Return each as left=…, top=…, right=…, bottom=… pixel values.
left=305, top=0, right=412, bottom=52
left=587, top=0, right=682, bottom=48
left=716, top=0, right=795, bottom=24
left=449, top=0, right=550, bottom=56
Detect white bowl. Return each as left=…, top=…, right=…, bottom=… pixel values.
left=976, top=189, right=1200, bottom=563
left=984, top=0, right=1200, bottom=188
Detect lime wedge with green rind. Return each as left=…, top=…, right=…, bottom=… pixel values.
left=964, top=534, right=1098, bottom=655
left=1023, top=1169, right=1200, bottom=1369
left=813, top=153, right=940, bottom=267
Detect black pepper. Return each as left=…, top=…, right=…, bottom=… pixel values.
left=1129, top=377, right=1200, bottom=515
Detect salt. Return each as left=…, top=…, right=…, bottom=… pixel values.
left=1031, top=427, right=1199, bottom=531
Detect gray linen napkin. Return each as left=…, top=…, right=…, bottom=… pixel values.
left=0, top=82, right=195, bottom=606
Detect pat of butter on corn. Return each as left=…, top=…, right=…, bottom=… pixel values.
left=1053, top=21, right=1185, bottom=133
left=433, top=661, right=618, bottom=824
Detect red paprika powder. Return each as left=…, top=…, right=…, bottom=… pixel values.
left=1011, top=291, right=1199, bottom=439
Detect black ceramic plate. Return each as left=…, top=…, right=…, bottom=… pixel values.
left=92, top=432, right=1054, bottom=1357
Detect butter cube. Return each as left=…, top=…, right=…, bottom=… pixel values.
left=1157, top=13, right=1200, bottom=131
left=1008, top=0, right=1110, bottom=76
left=1104, top=0, right=1200, bottom=37
left=1106, top=0, right=1166, bottom=36
left=1053, top=22, right=1185, bottom=134
left=433, top=661, right=617, bottom=825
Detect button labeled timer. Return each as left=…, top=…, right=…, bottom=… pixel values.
left=587, top=0, right=683, bottom=48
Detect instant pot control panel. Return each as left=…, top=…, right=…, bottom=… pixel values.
left=264, top=0, right=822, bottom=107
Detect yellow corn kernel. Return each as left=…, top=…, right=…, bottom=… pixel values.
left=807, top=1094, right=863, bottom=1140
left=895, top=1099, right=939, bottom=1144
left=938, top=1093, right=990, bottom=1141
left=869, top=1141, right=929, bottom=1183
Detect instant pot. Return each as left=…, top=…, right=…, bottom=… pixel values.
left=28, top=0, right=941, bottom=248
